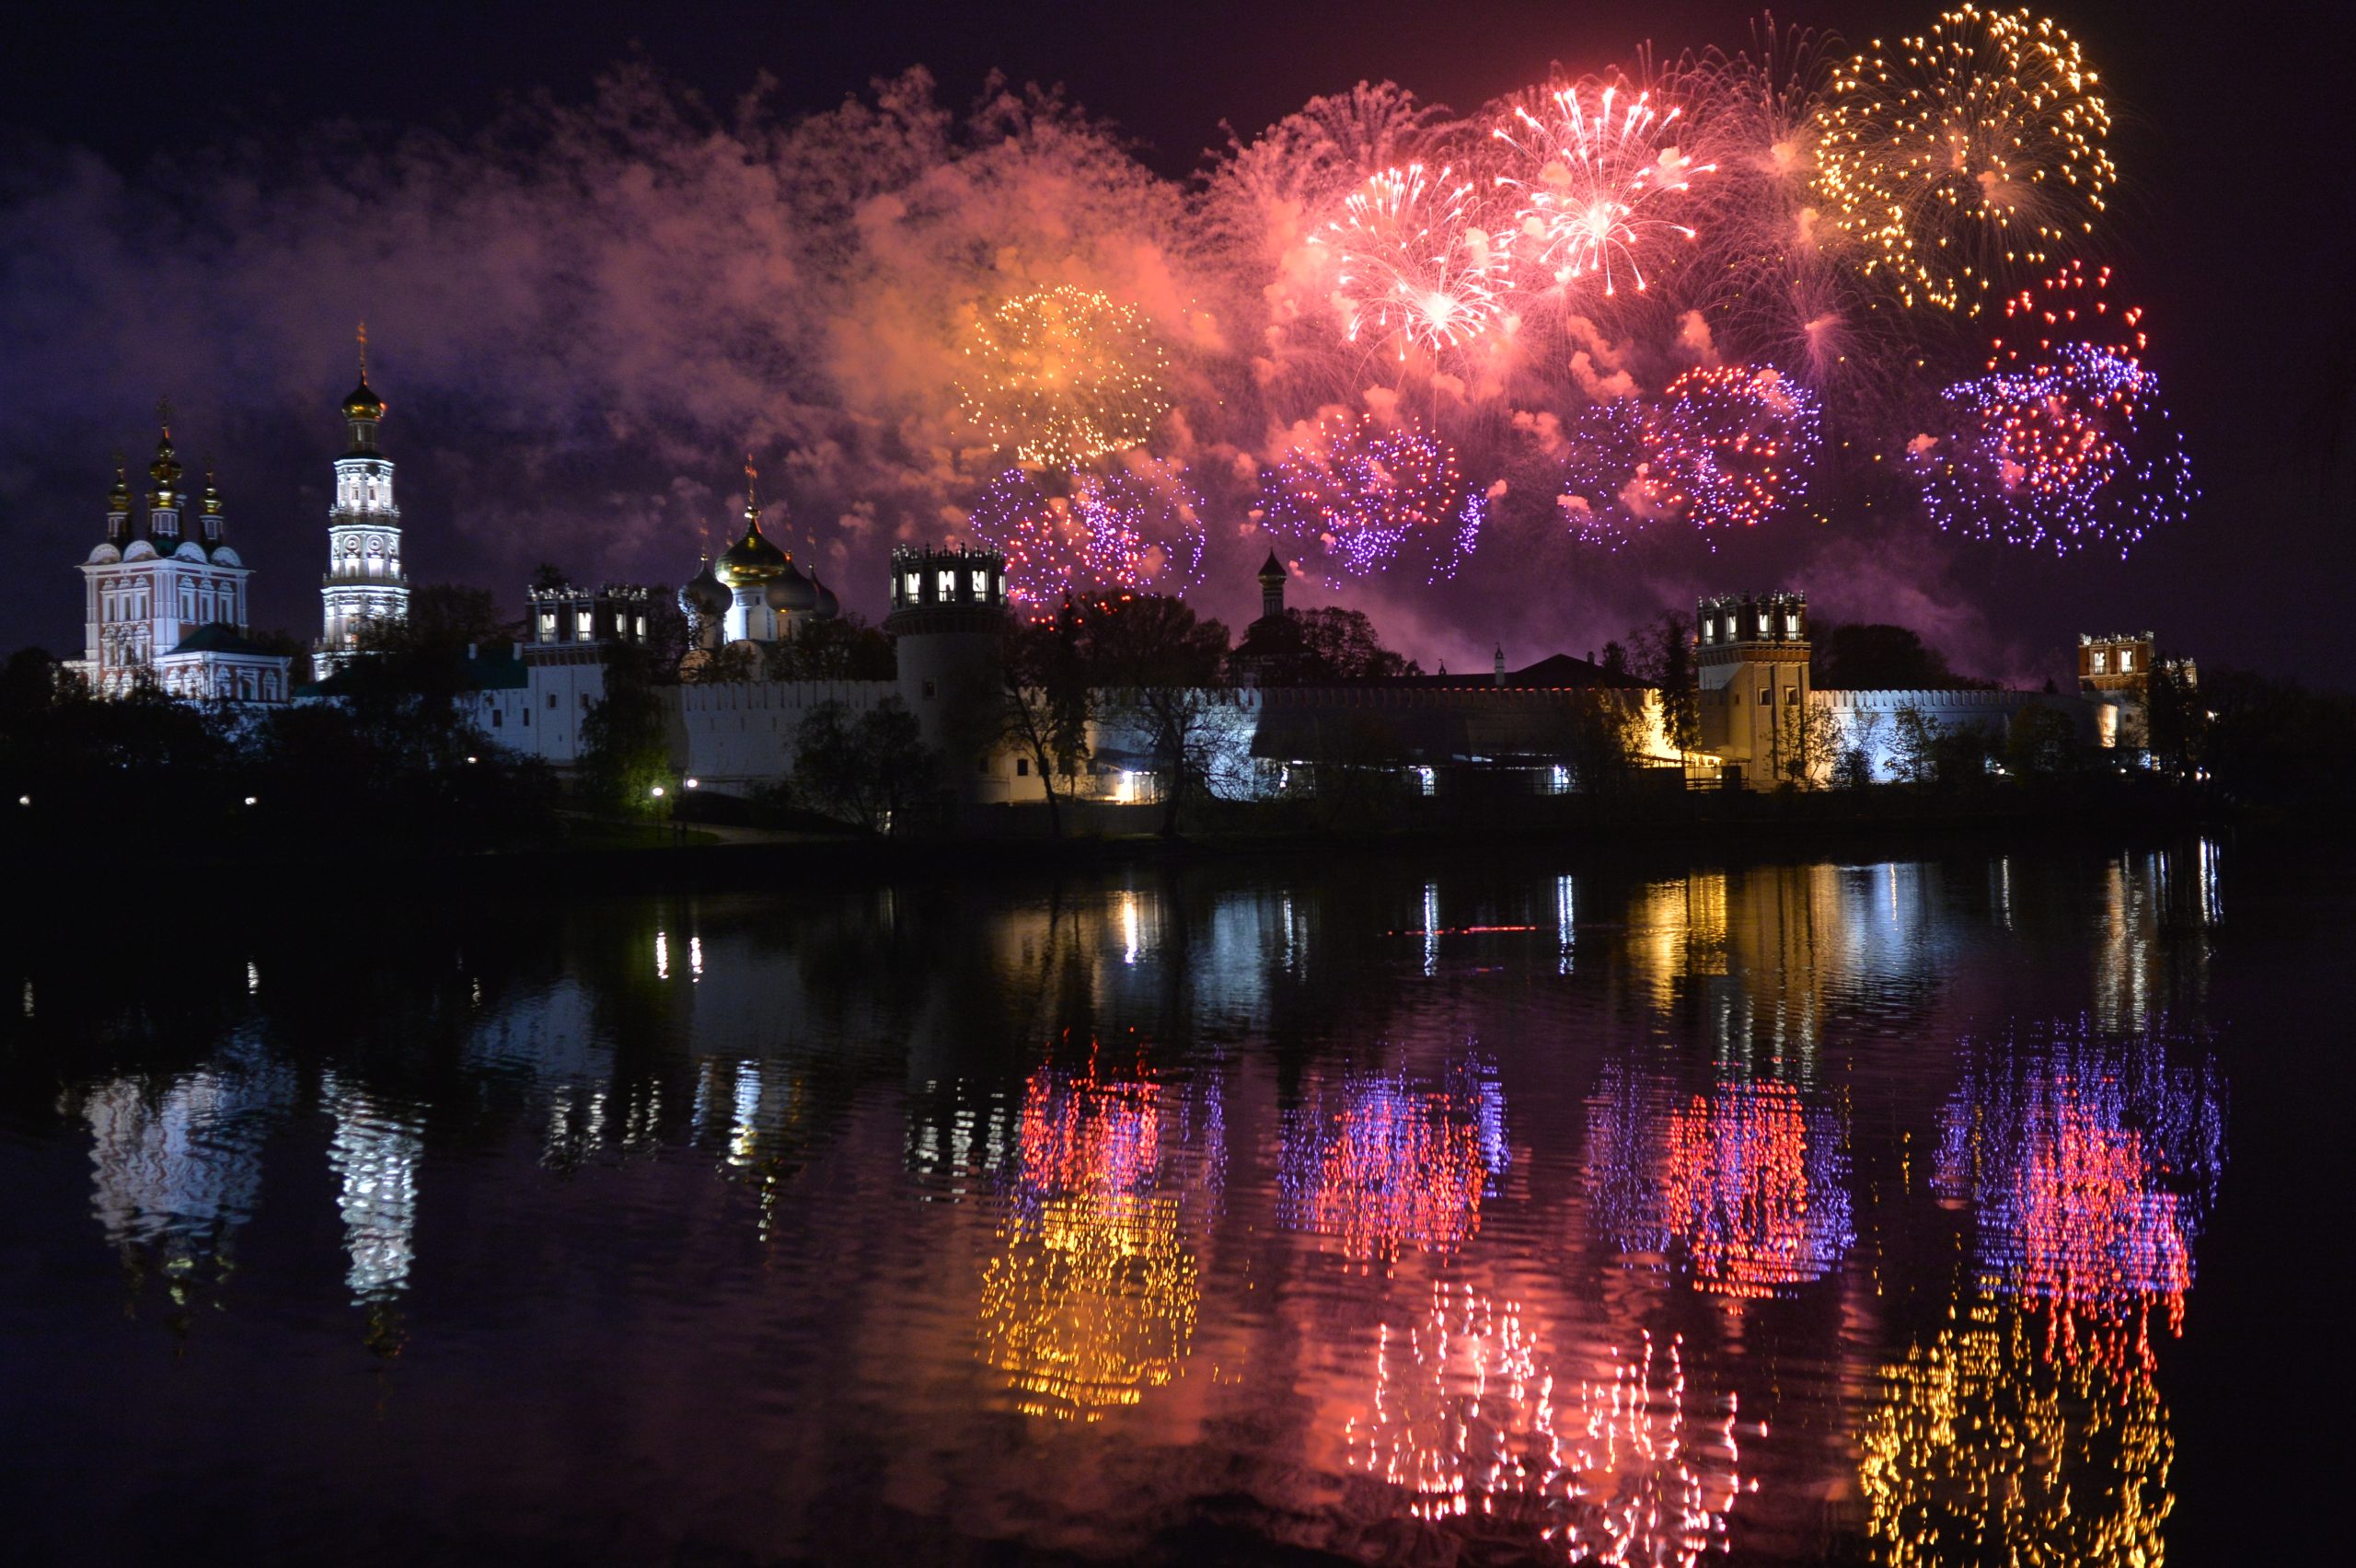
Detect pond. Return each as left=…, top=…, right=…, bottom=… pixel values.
left=3, top=835, right=2344, bottom=1563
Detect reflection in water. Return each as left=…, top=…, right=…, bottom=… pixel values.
left=75, top=1037, right=287, bottom=1303
left=1280, top=1058, right=1509, bottom=1265
left=977, top=1054, right=1220, bottom=1421
left=0, top=837, right=2262, bottom=1563
left=324, top=1076, right=424, bottom=1306
left=1938, top=1018, right=2224, bottom=1359
left=1345, top=1281, right=1743, bottom=1564
left=1588, top=1066, right=1853, bottom=1297
left=1859, top=1304, right=2173, bottom=1567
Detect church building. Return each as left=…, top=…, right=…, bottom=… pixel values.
left=67, top=412, right=292, bottom=704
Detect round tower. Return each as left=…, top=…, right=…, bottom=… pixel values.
left=884, top=544, right=1009, bottom=755
left=317, top=328, right=410, bottom=677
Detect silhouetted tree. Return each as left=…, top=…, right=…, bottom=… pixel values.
left=791, top=698, right=932, bottom=832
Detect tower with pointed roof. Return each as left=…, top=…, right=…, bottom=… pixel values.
left=315, top=327, right=410, bottom=679
left=68, top=408, right=291, bottom=703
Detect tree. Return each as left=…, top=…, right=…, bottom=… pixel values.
left=1543, top=688, right=1642, bottom=790
left=530, top=562, right=571, bottom=593
left=1810, top=622, right=1992, bottom=691
left=791, top=698, right=933, bottom=832
left=1082, top=595, right=1237, bottom=836
left=1001, top=604, right=1093, bottom=836
left=578, top=646, right=672, bottom=813
left=756, top=615, right=895, bottom=682
left=1888, top=703, right=1944, bottom=787
left=2005, top=702, right=2085, bottom=779
left=1831, top=708, right=1886, bottom=789
left=1230, top=605, right=1416, bottom=685
left=2142, top=660, right=2207, bottom=781
left=1771, top=691, right=1843, bottom=786
left=1632, top=613, right=1699, bottom=757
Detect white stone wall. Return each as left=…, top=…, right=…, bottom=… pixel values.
left=1811, top=688, right=2104, bottom=779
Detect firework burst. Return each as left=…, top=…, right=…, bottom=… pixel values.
left=1814, top=6, right=2117, bottom=313
left=1074, top=467, right=1209, bottom=597
left=1557, top=398, right=1687, bottom=547
left=1493, top=81, right=1714, bottom=306
left=1910, top=343, right=2193, bottom=557
left=1256, top=412, right=1471, bottom=583
left=1316, top=163, right=1508, bottom=359
left=1657, top=363, right=1823, bottom=530
left=1988, top=259, right=2146, bottom=371
left=957, top=284, right=1172, bottom=467
left=967, top=470, right=1093, bottom=605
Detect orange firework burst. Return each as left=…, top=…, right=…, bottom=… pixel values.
left=957, top=284, right=1172, bottom=467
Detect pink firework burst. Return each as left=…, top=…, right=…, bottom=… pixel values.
left=1493, top=80, right=1714, bottom=301
left=1316, top=162, right=1508, bottom=359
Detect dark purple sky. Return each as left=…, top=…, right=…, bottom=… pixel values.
left=4, top=0, right=2349, bottom=683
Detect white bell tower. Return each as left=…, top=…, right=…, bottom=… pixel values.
left=315, top=326, right=410, bottom=679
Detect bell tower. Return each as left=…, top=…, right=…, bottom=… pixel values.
left=316, top=325, right=410, bottom=679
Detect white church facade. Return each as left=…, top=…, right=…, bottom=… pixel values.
left=66, top=413, right=293, bottom=704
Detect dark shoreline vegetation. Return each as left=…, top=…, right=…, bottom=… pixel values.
left=8, top=601, right=2353, bottom=886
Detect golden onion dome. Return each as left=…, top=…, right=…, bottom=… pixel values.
left=342, top=375, right=386, bottom=420
left=714, top=515, right=789, bottom=586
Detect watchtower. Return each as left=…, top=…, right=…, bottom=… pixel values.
left=1694, top=591, right=1810, bottom=786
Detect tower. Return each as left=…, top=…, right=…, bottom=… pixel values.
left=883, top=543, right=1009, bottom=754
left=1694, top=592, right=1810, bottom=787
left=315, top=329, right=410, bottom=679
left=1257, top=549, right=1287, bottom=621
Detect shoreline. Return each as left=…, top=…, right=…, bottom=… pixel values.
left=3, top=786, right=2258, bottom=902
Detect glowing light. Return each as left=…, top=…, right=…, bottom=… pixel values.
left=1859, top=1306, right=2173, bottom=1566
left=1493, top=81, right=1713, bottom=300
left=1815, top=6, right=2117, bottom=312
left=957, top=284, right=1171, bottom=467
left=1256, top=412, right=1469, bottom=584
left=1588, top=1068, right=1853, bottom=1297
left=1316, top=162, right=1507, bottom=357
left=1278, top=1059, right=1507, bottom=1263
left=1910, top=343, right=2195, bottom=556
left=1344, top=1282, right=1743, bottom=1563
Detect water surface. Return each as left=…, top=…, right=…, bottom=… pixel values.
left=3, top=837, right=2346, bottom=1563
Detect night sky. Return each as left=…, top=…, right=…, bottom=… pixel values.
left=4, top=0, right=2349, bottom=683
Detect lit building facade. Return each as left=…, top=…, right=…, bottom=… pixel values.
left=314, top=360, right=410, bottom=679
left=68, top=418, right=293, bottom=703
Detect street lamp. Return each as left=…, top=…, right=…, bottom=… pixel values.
left=243, top=796, right=257, bottom=806
left=684, top=777, right=699, bottom=790
left=650, top=785, right=666, bottom=800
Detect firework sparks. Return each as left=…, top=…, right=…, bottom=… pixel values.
left=1910, top=343, right=2194, bottom=556
left=1988, top=258, right=2146, bottom=371
left=967, top=469, right=1094, bottom=605
left=1657, top=363, right=1822, bottom=531
left=1316, top=162, right=1508, bottom=358
left=1256, top=412, right=1471, bottom=584
left=1493, top=80, right=1714, bottom=304
left=1814, top=6, right=2117, bottom=312
left=1076, top=468, right=1209, bottom=597
left=957, top=284, right=1172, bottom=467
left=1557, top=398, right=1688, bottom=547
